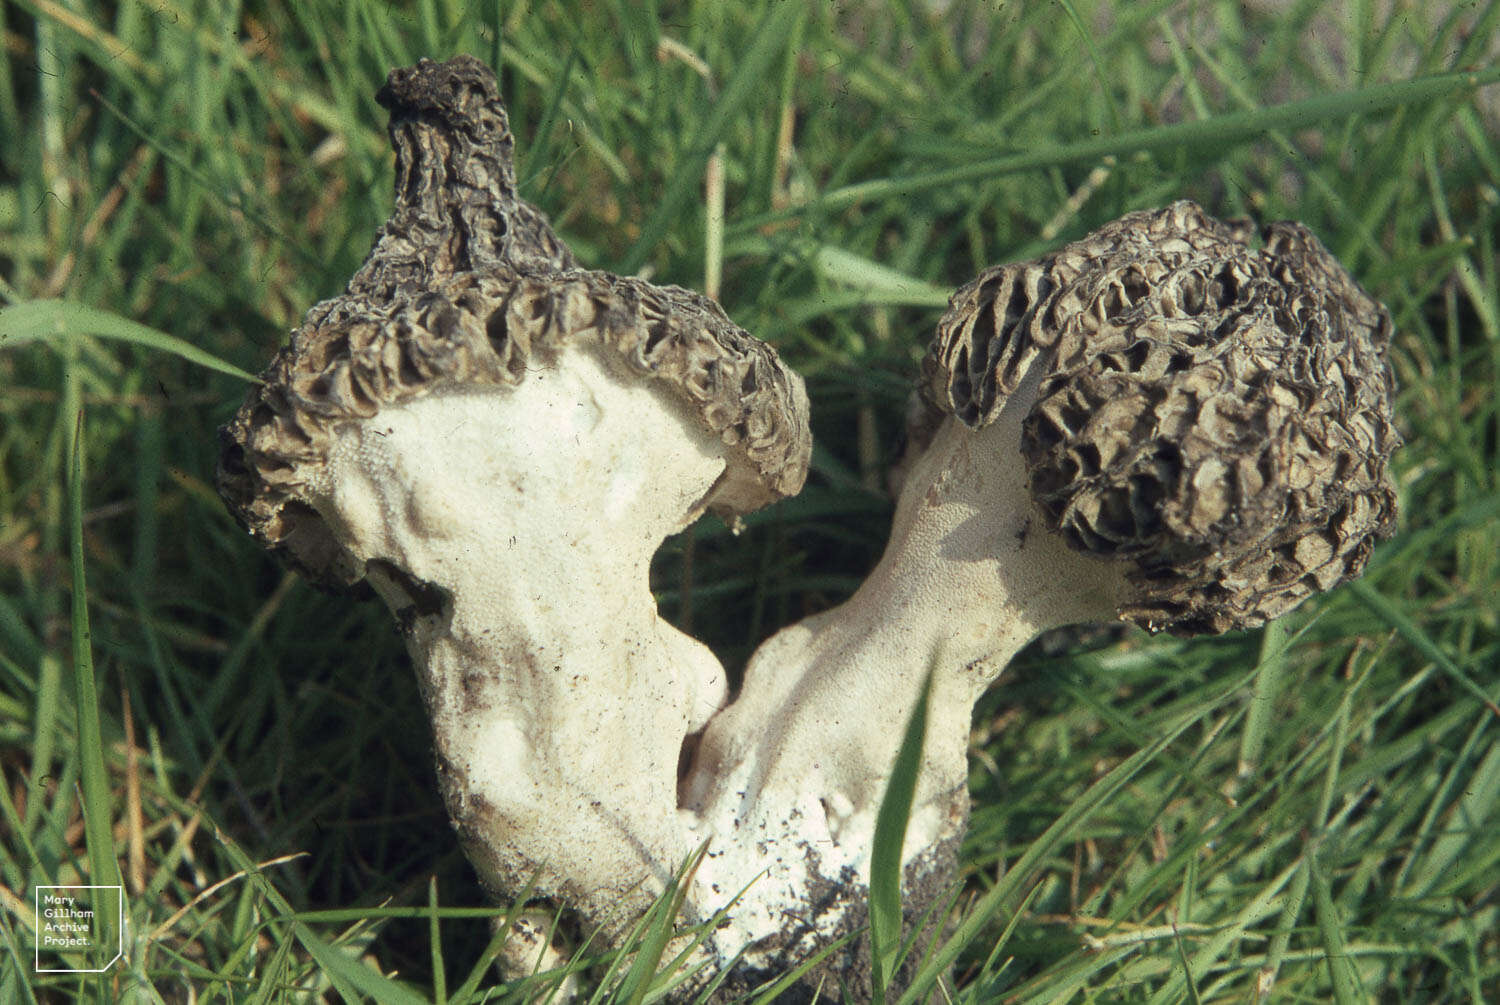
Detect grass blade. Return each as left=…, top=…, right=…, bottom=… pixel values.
left=0, top=300, right=259, bottom=382
left=615, top=843, right=710, bottom=1005
left=1347, top=578, right=1500, bottom=717
left=1401, top=735, right=1500, bottom=897
left=868, top=668, right=933, bottom=1001
left=896, top=691, right=1223, bottom=1005
left=745, top=930, right=858, bottom=1005
left=817, top=65, right=1500, bottom=210
left=428, top=876, right=446, bottom=1005
left=1238, top=618, right=1292, bottom=777
left=68, top=409, right=124, bottom=940
left=1310, top=854, right=1363, bottom=1005
left=199, top=816, right=434, bottom=1005
left=616, top=3, right=803, bottom=275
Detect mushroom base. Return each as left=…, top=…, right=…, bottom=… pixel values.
left=698, top=831, right=963, bottom=1004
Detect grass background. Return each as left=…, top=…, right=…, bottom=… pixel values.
left=2, top=0, right=1498, bottom=1000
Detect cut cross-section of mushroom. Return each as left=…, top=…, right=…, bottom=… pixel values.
left=217, top=57, right=811, bottom=944
left=682, top=200, right=1400, bottom=987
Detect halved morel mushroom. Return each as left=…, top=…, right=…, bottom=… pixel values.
left=217, top=56, right=810, bottom=948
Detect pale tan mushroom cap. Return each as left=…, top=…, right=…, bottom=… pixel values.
left=921, top=201, right=1400, bottom=634
left=217, top=57, right=811, bottom=589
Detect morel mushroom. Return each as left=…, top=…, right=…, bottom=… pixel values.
left=683, top=200, right=1400, bottom=989
left=218, top=53, right=1401, bottom=1004
left=217, top=55, right=811, bottom=940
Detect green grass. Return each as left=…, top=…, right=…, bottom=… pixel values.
left=3, top=0, right=1498, bottom=1000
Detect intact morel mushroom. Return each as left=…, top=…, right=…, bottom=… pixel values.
left=219, top=55, right=1400, bottom=1003
left=682, top=200, right=1400, bottom=992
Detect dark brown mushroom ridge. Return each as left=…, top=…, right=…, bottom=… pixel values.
left=216, top=56, right=811, bottom=589
left=338, top=54, right=579, bottom=309
left=922, top=201, right=1400, bottom=635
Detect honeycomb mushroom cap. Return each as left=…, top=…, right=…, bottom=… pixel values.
left=218, top=266, right=811, bottom=588
left=334, top=54, right=578, bottom=313
left=921, top=200, right=1400, bottom=634
left=216, top=56, right=811, bottom=590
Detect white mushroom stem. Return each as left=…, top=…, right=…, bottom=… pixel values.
left=311, top=344, right=729, bottom=932
left=296, top=339, right=1132, bottom=971
left=684, top=370, right=1131, bottom=934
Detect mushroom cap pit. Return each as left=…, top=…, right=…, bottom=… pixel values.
left=920, top=200, right=1400, bottom=635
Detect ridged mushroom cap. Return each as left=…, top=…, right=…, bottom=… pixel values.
left=217, top=57, right=811, bottom=590
left=349, top=54, right=578, bottom=302
left=920, top=201, right=1400, bottom=635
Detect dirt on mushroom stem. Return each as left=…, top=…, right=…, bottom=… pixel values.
left=672, top=437, right=1121, bottom=992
